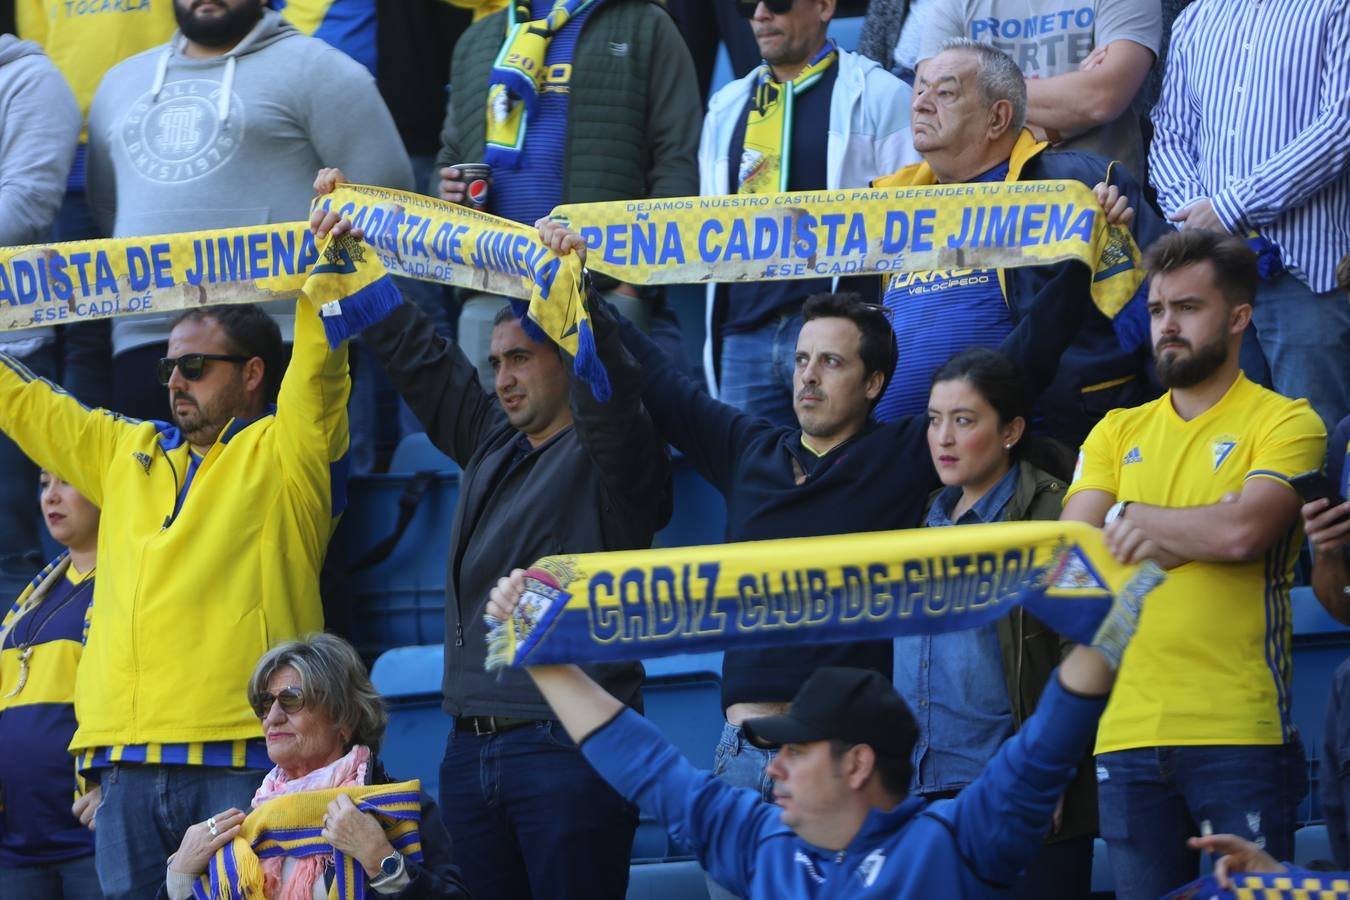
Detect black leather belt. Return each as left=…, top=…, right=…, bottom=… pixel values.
left=456, top=715, right=543, bottom=736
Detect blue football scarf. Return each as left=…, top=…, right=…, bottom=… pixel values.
left=485, top=520, right=1165, bottom=669
left=1164, top=871, right=1350, bottom=899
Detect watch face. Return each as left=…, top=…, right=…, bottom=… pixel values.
left=381, top=853, right=401, bottom=877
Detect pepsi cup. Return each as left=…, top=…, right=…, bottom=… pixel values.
left=455, top=163, right=492, bottom=211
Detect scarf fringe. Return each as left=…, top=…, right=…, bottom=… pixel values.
left=319, top=273, right=403, bottom=348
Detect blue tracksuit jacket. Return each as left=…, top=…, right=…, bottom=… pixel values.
left=581, top=673, right=1106, bottom=897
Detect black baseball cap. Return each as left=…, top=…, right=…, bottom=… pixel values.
left=741, top=667, right=919, bottom=759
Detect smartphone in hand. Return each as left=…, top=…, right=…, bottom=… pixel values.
left=1291, top=470, right=1347, bottom=507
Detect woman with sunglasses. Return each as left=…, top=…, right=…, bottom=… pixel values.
left=0, top=472, right=101, bottom=899
left=895, top=347, right=1094, bottom=899
left=162, top=634, right=467, bottom=899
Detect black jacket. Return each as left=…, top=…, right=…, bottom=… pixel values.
left=364, top=299, right=670, bottom=718
left=611, top=262, right=1090, bottom=710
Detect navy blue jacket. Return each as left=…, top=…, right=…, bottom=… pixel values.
left=614, top=261, right=1089, bottom=708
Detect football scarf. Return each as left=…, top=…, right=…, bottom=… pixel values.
left=484, top=520, right=1165, bottom=669
left=738, top=42, right=838, bottom=194
left=183, top=781, right=425, bottom=900
left=485, top=0, right=599, bottom=170
left=1164, top=871, right=1350, bottom=899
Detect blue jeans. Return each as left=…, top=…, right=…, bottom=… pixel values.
left=706, top=720, right=777, bottom=900
left=438, top=720, right=636, bottom=900
left=1096, top=739, right=1307, bottom=900
left=1241, top=272, right=1350, bottom=432
left=93, top=764, right=265, bottom=900
left=718, top=311, right=804, bottom=429
left=0, top=853, right=101, bottom=899
left=1322, top=657, right=1350, bottom=868
left=0, top=344, right=57, bottom=602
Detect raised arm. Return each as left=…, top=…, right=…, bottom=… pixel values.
left=271, top=291, right=351, bottom=548
left=566, top=295, right=671, bottom=534
left=312, top=172, right=506, bottom=465
left=537, top=218, right=775, bottom=494
left=488, top=571, right=771, bottom=898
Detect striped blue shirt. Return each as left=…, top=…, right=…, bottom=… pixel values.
left=1148, top=0, right=1350, bottom=293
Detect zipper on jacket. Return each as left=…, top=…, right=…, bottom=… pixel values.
left=455, top=621, right=464, bottom=648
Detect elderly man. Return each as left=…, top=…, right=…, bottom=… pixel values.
left=0, top=298, right=349, bottom=899
left=482, top=566, right=1146, bottom=898
left=873, top=38, right=1168, bottom=446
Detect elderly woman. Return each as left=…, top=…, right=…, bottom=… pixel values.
left=163, top=634, right=468, bottom=899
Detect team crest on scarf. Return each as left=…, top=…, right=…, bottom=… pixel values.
left=738, top=41, right=837, bottom=194
left=1211, top=435, right=1239, bottom=471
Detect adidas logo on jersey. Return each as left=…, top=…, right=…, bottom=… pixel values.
left=1122, top=447, right=1143, bottom=465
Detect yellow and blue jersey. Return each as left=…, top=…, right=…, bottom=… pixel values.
left=0, top=558, right=95, bottom=865
left=1066, top=374, right=1326, bottom=751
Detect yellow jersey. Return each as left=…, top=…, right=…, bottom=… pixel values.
left=1066, top=374, right=1326, bottom=752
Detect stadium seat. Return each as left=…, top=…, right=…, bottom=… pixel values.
left=370, top=645, right=450, bottom=799
left=626, top=860, right=711, bottom=900
left=332, top=466, right=459, bottom=657
left=633, top=654, right=726, bottom=861
left=1291, top=586, right=1350, bottom=823
left=389, top=431, right=459, bottom=475
left=1295, top=824, right=1334, bottom=868
left=655, top=454, right=727, bottom=549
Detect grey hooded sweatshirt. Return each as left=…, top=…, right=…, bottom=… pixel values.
left=86, top=9, right=413, bottom=356
left=0, top=35, right=80, bottom=350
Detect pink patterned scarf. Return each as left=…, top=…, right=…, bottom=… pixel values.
left=251, top=744, right=371, bottom=900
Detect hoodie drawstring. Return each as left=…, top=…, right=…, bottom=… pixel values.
left=217, top=55, right=236, bottom=125
left=149, top=47, right=171, bottom=103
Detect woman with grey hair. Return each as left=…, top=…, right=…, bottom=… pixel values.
left=161, top=634, right=469, bottom=899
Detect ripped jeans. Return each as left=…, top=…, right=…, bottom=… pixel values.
left=1096, top=737, right=1307, bottom=900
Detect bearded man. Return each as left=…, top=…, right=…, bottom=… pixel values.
left=1061, top=230, right=1327, bottom=900
left=85, top=0, right=411, bottom=421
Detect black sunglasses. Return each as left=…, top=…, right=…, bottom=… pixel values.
left=157, top=353, right=252, bottom=386
left=251, top=685, right=306, bottom=719
left=737, top=0, right=794, bottom=16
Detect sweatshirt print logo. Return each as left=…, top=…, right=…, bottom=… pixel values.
left=793, top=850, right=827, bottom=885
left=122, top=80, right=246, bottom=184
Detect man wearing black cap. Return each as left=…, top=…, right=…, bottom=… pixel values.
left=485, top=566, right=1146, bottom=897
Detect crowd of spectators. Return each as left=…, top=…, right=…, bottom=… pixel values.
left=0, top=0, right=1347, bottom=898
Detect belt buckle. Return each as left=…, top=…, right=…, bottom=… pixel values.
left=473, top=716, right=496, bottom=736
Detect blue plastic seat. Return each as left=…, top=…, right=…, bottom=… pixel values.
left=626, top=860, right=710, bottom=900
left=371, top=646, right=450, bottom=799
left=389, top=432, right=459, bottom=475
left=655, top=455, right=727, bottom=549
left=1295, top=824, right=1334, bottom=867
left=1291, top=585, right=1350, bottom=823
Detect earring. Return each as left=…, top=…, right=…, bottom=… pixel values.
left=1004, top=443, right=1014, bottom=450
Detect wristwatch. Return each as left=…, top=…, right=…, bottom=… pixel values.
left=1105, top=500, right=1132, bottom=525
left=369, top=850, right=405, bottom=889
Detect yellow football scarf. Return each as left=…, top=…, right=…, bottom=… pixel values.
left=0, top=181, right=1145, bottom=399
left=184, top=781, right=424, bottom=900
left=484, top=520, right=1165, bottom=669
left=1164, top=872, right=1350, bottom=899
left=485, top=0, right=598, bottom=169
left=739, top=42, right=838, bottom=194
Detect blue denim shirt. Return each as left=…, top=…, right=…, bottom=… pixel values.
left=894, top=466, right=1019, bottom=794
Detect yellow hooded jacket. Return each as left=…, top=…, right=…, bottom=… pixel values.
left=0, top=299, right=348, bottom=756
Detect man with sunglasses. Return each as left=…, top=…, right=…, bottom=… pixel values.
left=700, top=0, right=917, bottom=429
left=0, top=299, right=350, bottom=899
